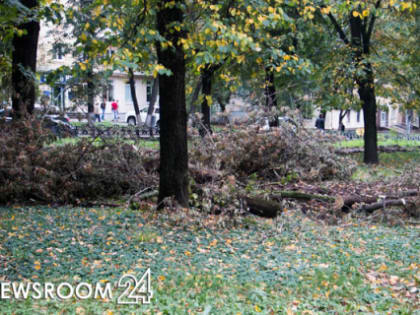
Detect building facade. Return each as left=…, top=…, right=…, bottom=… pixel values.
left=36, top=22, right=155, bottom=121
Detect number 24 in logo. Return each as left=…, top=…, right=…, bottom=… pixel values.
left=117, top=269, right=153, bottom=305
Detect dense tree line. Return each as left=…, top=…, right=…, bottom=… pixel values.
left=1, top=0, right=418, bottom=205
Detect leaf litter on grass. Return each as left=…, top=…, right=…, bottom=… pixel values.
left=0, top=205, right=418, bottom=314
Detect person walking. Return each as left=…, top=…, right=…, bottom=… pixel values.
left=94, top=103, right=101, bottom=122
left=111, top=99, right=119, bottom=122
left=100, top=100, right=106, bottom=121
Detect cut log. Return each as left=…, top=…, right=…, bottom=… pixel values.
left=358, top=199, right=409, bottom=213
left=244, top=197, right=282, bottom=218
left=272, top=190, right=335, bottom=202
left=342, top=190, right=419, bottom=211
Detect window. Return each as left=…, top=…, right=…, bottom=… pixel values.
left=107, top=49, right=115, bottom=58
left=347, top=111, right=351, bottom=123
left=52, top=45, right=64, bottom=60
left=125, top=83, right=132, bottom=103
left=356, top=110, right=361, bottom=123
left=146, top=80, right=152, bottom=103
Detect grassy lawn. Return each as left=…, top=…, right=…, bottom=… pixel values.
left=336, top=138, right=420, bottom=148
left=71, top=121, right=123, bottom=128
left=49, top=137, right=159, bottom=149
left=0, top=206, right=418, bottom=314
left=351, top=150, right=420, bottom=181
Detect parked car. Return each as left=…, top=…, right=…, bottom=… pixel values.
left=43, top=114, right=77, bottom=137
left=126, top=107, right=160, bottom=127
left=0, top=109, right=76, bottom=137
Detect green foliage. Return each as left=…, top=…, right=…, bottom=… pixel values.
left=0, top=206, right=418, bottom=313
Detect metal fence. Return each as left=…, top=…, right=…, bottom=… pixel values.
left=74, top=125, right=159, bottom=139
left=325, top=130, right=420, bottom=141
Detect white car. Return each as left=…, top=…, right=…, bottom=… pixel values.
left=126, top=107, right=160, bottom=126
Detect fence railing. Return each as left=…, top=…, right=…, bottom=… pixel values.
left=74, top=126, right=159, bottom=139
left=324, top=130, right=420, bottom=141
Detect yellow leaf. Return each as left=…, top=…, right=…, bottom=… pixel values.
left=352, top=11, right=359, bottom=17
left=205, top=95, right=213, bottom=105
left=362, top=9, right=369, bottom=17
left=80, top=33, right=87, bottom=42
left=283, top=55, right=291, bottom=61
left=34, top=261, right=41, bottom=270
left=378, top=263, right=388, bottom=272
left=321, top=6, right=331, bottom=14
left=158, top=275, right=165, bottom=281
left=254, top=305, right=262, bottom=312
left=184, top=250, right=192, bottom=256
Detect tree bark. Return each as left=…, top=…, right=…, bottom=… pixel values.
left=145, top=77, right=159, bottom=127
left=265, top=67, right=277, bottom=108
left=87, top=69, right=95, bottom=126
left=349, top=13, right=378, bottom=164
left=11, top=0, right=40, bottom=117
left=200, top=65, right=213, bottom=136
left=156, top=0, right=189, bottom=207
left=338, top=109, right=349, bottom=131
left=128, top=68, right=142, bottom=125
left=188, top=78, right=202, bottom=114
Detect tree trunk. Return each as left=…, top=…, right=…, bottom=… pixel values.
left=359, top=72, right=379, bottom=164
left=188, top=78, right=202, bottom=114
left=200, top=66, right=213, bottom=136
left=128, top=68, right=142, bottom=125
left=265, top=67, right=277, bottom=108
left=156, top=0, right=189, bottom=207
left=338, top=109, right=349, bottom=131
left=145, top=77, right=158, bottom=127
left=87, top=69, right=95, bottom=127
left=349, top=13, right=378, bottom=164
left=11, top=0, right=40, bottom=117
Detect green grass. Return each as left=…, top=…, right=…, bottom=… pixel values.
left=71, top=121, right=121, bottom=128
left=0, top=206, right=418, bottom=314
left=336, top=138, right=420, bottom=148
left=49, top=137, right=159, bottom=149
left=352, top=150, right=420, bottom=181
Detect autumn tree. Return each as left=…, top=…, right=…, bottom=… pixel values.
left=156, top=0, right=189, bottom=207
left=10, top=0, right=40, bottom=117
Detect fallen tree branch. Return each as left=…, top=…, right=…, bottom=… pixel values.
left=270, top=189, right=418, bottom=214
left=244, top=196, right=283, bottom=218
left=357, top=199, right=408, bottom=213
left=272, top=190, right=336, bottom=202
left=342, top=190, right=419, bottom=211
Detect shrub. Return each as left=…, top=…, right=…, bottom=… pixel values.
left=189, top=124, right=355, bottom=182
left=0, top=118, right=158, bottom=204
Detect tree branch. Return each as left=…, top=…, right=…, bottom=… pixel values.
left=327, top=13, right=349, bottom=44
left=366, top=0, right=381, bottom=44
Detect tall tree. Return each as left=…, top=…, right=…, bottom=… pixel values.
left=156, top=0, right=189, bottom=207
left=313, top=1, right=413, bottom=163
left=11, top=0, right=40, bottom=117
left=128, top=68, right=142, bottom=125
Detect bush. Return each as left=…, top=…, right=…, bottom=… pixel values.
left=189, top=125, right=355, bottom=182
left=0, top=118, right=158, bottom=204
